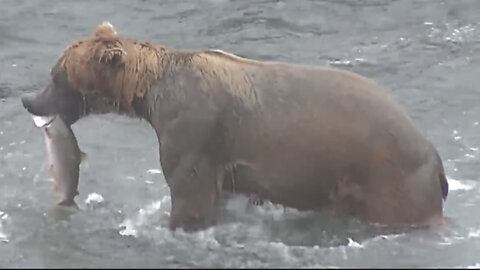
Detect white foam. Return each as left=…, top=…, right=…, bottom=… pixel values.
left=329, top=59, right=352, bottom=66
left=448, top=178, right=475, bottom=191
left=354, top=57, right=367, bottom=62
left=467, top=263, right=480, bottom=269
left=346, top=238, right=364, bottom=248
left=355, top=233, right=404, bottom=248
left=0, top=229, right=8, bottom=243
left=468, top=229, right=480, bottom=238
left=437, top=239, right=453, bottom=246
left=138, top=201, right=162, bottom=216
left=0, top=211, right=8, bottom=243
left=190, top=228, right=220, bottom=249
left=85, top=192, right=104, bottom=204
left=119, top=219, right=137, bottom=237
left=119, top=199, right=164, bottom=237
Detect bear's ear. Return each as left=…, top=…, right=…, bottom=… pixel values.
left=93, top=21, right=117, bottom=37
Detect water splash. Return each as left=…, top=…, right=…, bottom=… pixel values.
left=467, top=229, right=480, bottom=238
left=448, top=178, right=475, bottom=191
left=467, top=263, right=480, bottom=269
left=118, top=197, right=168, bottom=237
left=85, top=192, right=104, bottom=204
left=147, top=169, right=162, bottom=174
left=346, top=238, right=363, bottom=248
left=0, top=211, right=9, bottom=243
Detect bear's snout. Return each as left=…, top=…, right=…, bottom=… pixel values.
left=20, top=93, right=35, bottom=112
left=20, top=92, right=49, bottom=117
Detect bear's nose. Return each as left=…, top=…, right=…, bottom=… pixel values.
left=20, top=93, right=44, bottom=115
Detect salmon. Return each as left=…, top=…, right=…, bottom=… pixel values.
left=32, top=115, right=85, bottom=208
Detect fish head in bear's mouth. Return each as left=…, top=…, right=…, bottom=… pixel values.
left=31, top=115, right=56, bottom=128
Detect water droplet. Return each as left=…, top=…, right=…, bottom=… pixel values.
left=147, top=169, right=162, bottom=174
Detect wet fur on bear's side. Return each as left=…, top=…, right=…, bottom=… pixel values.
left=21, top=22, right=448, bottom=231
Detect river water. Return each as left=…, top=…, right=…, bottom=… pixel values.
left=1, top=0, right=480, bottom=268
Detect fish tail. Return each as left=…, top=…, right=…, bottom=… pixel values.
left=57, top=199, right=79, bottom=209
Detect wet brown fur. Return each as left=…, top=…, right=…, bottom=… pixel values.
left=52, top=23, right=265, bottom=116
left=53, top=22, right=167, bottom=115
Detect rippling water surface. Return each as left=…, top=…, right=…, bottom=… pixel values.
left=1, top=0, right=480, bottom=267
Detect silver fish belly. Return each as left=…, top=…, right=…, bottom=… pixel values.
left=34, top=115, right=85, bottom=208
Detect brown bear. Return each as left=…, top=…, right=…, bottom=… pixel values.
left=21, top=22, right=449, bottom=231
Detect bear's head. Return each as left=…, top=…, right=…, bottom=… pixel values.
left=21, top=22, right=166, bottom=125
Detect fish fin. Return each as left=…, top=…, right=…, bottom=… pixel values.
left=80, top=151, right=87, bottom=162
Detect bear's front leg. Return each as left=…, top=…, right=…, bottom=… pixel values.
left=168, top=153, right=222, bottom=231
left=156, top=110, right=224, bottom=231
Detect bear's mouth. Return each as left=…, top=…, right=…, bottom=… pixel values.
left=31, top=115, right=56, bottom=128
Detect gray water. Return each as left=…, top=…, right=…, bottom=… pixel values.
left=1, top=0, right=479, bottom=268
